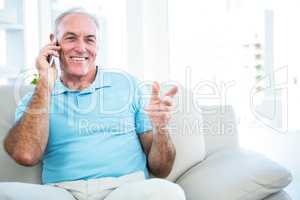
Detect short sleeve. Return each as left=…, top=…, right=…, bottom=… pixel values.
left=132, top=78, right=153, bottom=134
left=15, top=92, right=33, bottom=122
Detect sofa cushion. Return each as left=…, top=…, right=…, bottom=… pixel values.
left=164, top=88, right=206, bottom=181
left=176, top=148, right=292, bottom=200
left=263, top=191, right=291, bottom=200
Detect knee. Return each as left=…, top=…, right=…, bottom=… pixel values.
left=147, top=178, right=186, bottom=200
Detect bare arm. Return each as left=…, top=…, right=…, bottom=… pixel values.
left=4, top=80, right=51, bottom=166
left=140, top=128, right=176, bottom=178
left=4, top=40, right=60, bottom=166
left=140, top=82, right=178, bottom=178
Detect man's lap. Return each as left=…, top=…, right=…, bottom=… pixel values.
left=105, top=178, right=186, bottom=200
left=0, top=175, right=186, bottom=200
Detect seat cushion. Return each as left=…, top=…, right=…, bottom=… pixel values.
left=176, top=148, right=292, bottom=200
left=263, top=191, right=291, bottom=200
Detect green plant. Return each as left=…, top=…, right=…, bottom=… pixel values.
left=255, top=64, right=262, bottom=70
left=31, top=73, right=39, bottom=85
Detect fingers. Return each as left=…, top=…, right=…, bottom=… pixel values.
left=145, top=111, right=171, bottom=121
left=36, top=42, right=61, bottom=73
left=152, top=81, right=160, bottom=95
left=164, top=85, right=178, bottom=98
left=150, top=81, right=160, bottom=102
left=46, top=42, right=61, bottom=50
left=144, top=104, right=172, bottom=112
left=146, top=95, right=174, bottom=111
left=47, top=50, right=59, bottom=57
left=161, top=96, right=173, bottom=106
left=40, top=44, right=60, bottom=59
left=146, top=83, right=177, bottom=127
left=149, top=81, right=178, bottom=108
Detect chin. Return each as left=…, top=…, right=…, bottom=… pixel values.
left=66, top=65, right=90, bottom=77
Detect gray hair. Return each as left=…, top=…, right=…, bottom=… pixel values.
left=54, top=8, right=100, bottom=38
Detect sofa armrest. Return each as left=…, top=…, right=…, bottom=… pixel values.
left=176, top=148, right=292, bottom=200
left=201, top=105, right=239, bottom=156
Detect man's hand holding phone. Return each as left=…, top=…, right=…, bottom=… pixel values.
left=35, top=40, right=60, bottom=90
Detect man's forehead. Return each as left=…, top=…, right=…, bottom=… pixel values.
left=57, top=13, right=98, bottom=37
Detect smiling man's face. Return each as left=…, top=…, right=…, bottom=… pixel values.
left=56, top=13, right=98, bottom=77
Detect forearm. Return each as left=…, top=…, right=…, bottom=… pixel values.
left=148, top=127, right=176, bottom=178
left=4, top=79, right=51, bottom=166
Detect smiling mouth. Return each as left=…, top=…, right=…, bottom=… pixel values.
left=69, top=56, right=88, bottom=61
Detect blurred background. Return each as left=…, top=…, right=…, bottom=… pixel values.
left=0, top=0, right=299, bottom=197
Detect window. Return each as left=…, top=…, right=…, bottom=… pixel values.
left=0, top=31, right=6, bottom=68
left=167, top=0, right=285, bottom=129
left=168, top=0, right=300, bottom=141
left=0, top=0, right=5, bottom=66
left=0, top=0, right=25, bottom=78
left=0, top=0, right=39, bottom=84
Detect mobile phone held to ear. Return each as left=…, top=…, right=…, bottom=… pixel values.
left=48, top=56, right=55, bottom=67
left=31, top=41, right=60, bottom=85
left=47, top=41, right=59, bottom=67
left=47, top=41, right=61, bottom=78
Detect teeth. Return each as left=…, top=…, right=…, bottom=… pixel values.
left=71, top=57, right=86, bottom=61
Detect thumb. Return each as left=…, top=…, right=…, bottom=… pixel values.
left=164, top=85, right=178, bottom=98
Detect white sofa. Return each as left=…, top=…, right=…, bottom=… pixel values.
left=0, top=84, right=292, bottom=200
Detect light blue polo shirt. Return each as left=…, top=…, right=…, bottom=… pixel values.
left=15, top=66, right=153, bottom=184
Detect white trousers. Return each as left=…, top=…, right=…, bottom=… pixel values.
left=50, top=171, right=186, bottom=200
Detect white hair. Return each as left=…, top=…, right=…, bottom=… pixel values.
left=54, top=7, right=100, bottom=38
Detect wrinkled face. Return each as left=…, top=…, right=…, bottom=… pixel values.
left=56, top=14, right=98, bottom=77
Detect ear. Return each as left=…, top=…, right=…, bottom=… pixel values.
left=50, top=33, right=55, bottom=42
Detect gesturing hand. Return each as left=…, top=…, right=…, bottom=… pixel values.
left=145, top=82, right=178, bottom=129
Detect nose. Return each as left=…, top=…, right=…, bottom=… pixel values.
left=74, top=39, right=87, bottom=53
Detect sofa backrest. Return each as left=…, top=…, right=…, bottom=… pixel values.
left=165, top=87, right=239, bottom=181
left=200, top=105, right=239, bottom=156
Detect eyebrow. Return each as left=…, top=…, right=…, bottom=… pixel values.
left=63, top=32, right=96, bottom=39
left=63, top=32, right=77, bottom=37
left=86, top=35, right=96, bottom=40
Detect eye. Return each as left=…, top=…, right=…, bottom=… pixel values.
left=65, top=36, right=75, bottom=41
left=87, top=38, right=96, bottom=43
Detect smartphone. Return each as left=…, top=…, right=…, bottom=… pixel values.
left=47, top=41, right=61, bottom=77
left=48, top=56, right=55, bottom=67
left=47, top=41, right=59, bottom=67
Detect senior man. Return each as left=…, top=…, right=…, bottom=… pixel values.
left=1, top=8, right=185, bottom=200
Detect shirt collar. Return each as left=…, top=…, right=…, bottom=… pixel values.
left=52, top=66, right=112, bottom=96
